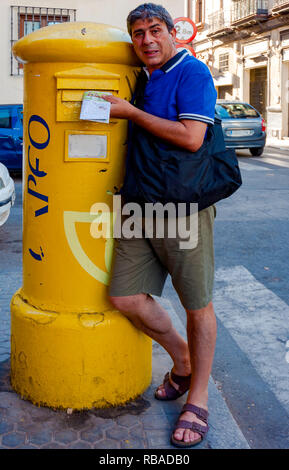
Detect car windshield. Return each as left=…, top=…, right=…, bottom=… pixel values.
left=216, top=103, right=259, bottom=119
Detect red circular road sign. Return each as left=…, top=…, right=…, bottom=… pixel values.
left=174, top=17, right=197, bottom=44
left=176, top=44, right=196, bottom=57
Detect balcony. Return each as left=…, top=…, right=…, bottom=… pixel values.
left=207, top=11, right=234, bottom=38
left=272, top=0, right=289, bottom=14
left=231, top=0, right=268, bottom=27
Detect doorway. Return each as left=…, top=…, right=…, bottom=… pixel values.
left=250, top=67, right=267, bottom=119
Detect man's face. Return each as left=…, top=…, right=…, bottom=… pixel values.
left=131, top=17, right=177, bottom=73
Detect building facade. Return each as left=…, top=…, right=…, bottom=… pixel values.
left=1, top=0, right=187, bottom=105
left=3, top=0, right=289, bottom=138
left=190, top=0, right=289, bottom=138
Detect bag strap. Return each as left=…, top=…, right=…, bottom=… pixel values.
left=127, top=70, right=148, bottom=161
left=130, top=69, right=148, bottom=110
left=123, top=70, right=148, bottom=197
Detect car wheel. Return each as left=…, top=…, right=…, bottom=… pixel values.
left=249, top=147, right=264, bottom=156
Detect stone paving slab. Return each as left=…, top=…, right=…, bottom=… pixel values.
left=0, top=272, right=250, bottom=449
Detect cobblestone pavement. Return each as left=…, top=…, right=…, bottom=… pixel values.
left=0, top=268, right=249, bottom=449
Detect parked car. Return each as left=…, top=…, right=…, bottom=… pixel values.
left=215, top=100, right=266, bottom=156
left=0, top=104, right=23, bottom=171
left=0, top=162, right=15, bottom=226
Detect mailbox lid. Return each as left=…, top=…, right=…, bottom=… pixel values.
left=13, top=22, right=141, bottom=66
left=55, top=67, right=120, bottom=92
left=55, top=66, right=121, bottom=122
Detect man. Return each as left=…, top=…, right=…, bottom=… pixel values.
left=103, top=3, right=217, bottom=447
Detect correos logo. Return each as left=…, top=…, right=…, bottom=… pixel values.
left=26, top=114, right=50, bottom=261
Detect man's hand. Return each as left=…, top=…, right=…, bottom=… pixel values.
left=100, top=94, right=207, bottom=153
left=100, top=95, right=135, bottom=119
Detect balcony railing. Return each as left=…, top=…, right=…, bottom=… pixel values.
left=207, top=11, right=233, bottom=37
left=272, top=0, right=289, bottom=14
left=231, top=0, right=268, bottom=25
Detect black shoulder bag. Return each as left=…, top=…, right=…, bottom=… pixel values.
left=122, top=70, right=242, bottom=213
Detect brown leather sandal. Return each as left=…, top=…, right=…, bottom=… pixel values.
left=154, top=370, right=191, bottom=401
left=171, top=403, right=209, bottom=447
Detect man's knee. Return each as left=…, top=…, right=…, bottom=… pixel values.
left=108, top=293, right=146, bottom=313
left=186, top=301, right=215, bottom=317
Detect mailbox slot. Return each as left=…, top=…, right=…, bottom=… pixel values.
left=55, top=66, right=120, bottom=122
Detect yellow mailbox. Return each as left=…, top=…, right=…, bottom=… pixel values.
left=10, top=22, right=152, bottom=409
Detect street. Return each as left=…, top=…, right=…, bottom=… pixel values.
left=214, top=147, right=289, bottom=449
left=0, top=144, right=289, bottom=449
left=165, top=145, right=289, bottom=449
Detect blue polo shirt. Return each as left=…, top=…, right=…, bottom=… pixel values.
left=120, top=49, right=217, bottom=205
left=142, top=49, right=216, bottom=125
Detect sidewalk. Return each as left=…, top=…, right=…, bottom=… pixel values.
left=266, top=137, right=289, bottom=151
left=0, top=272, right=249, bottom=450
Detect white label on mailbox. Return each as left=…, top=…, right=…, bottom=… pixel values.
left=68, top=134, right=107, bottom=159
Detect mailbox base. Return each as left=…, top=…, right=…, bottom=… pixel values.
left=10, top=291, right=152, bottom=409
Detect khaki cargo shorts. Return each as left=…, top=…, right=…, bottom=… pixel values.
left=109, top=205, right=216, bottom=310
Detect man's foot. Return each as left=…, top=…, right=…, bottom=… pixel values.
left=155, top=366, right=191, bottom=400
left=172, top=403, right=209, bottom=447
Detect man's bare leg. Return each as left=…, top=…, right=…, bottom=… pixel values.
left=110, top=294, right=216, bottom=444
left=172, top=301, right=217, bottom=444
left=109, top=293, right=191, bottom=378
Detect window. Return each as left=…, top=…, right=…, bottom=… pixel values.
left=215, top=103, right=259, bottom=119
left=195, top=0, right=203, bottom=24
left=19, top=13, right=69, bottom=37
left=0, top=109, right=12, bottom=129
left=11, top=6, right=77, bottom=75
left=219, top=53, right=229, bottom=72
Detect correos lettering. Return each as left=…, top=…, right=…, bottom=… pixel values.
left=27, top=114, right=50, bottom=260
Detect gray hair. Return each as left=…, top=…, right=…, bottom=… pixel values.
left=127, top=3, right=174, bottom=36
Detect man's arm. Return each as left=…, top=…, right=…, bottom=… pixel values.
left=101, top=95, right=207, bottom=153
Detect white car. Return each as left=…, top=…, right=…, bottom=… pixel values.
left=0, top=162, right=15, bottom=226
